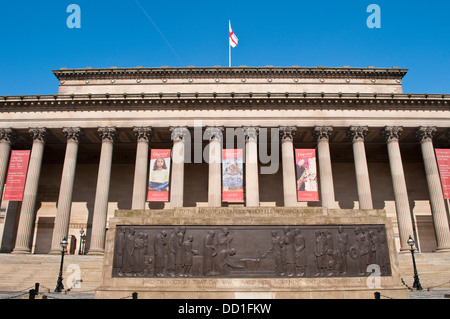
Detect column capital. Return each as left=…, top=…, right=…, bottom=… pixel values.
left=348, top=126, right=368, bottom=142
left=133, top=126, right=153, bottom=142
left=313, top=126, right=333, bottom=142
left=279, top=126, right=297, bottom=142
left=243, top=126, right=260, bottom=141
left=63, top=127, right=83, bottom=143
left=0, top=128, right=17, bottom=144
left=170, top=126, right=189, bottom=142
left=29, top=128, right=47, bottom=144
left=204, top=126, right=224, bottom=142
left=417, top=126, right=436, bottom=143
left=98, top=127, right=118, bottom=142
left=383, top=126, right=403, bottom=143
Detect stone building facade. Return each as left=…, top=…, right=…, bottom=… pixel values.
left=0, top=66, right=449, bottom=255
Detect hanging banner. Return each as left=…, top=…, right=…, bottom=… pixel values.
left=2, top=150, right=31, bottom=201
left=222, top=149, right=244, bottom=202
left=147, top=149, right=171, bottom=202
left=435, top=149, right=450, bottom=199
left=295, top=149, right=319, bottom=202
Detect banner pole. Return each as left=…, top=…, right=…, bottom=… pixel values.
left=229, top=43, right=231, bottom=68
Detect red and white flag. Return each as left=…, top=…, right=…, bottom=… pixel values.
left=229, top=21, right=238, bottom=47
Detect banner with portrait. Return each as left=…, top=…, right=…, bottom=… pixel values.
left=222, top=149, right=244, bottom=202
left=435, top=149, right=450, bottom=199
left=147, top=149, right=171, bottom=202
left=2, top=150, right=30, bottom=201
left=295, top=149, right=319, bottom=201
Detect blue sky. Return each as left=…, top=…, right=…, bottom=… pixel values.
left=0, top=0, right=449, bottom=95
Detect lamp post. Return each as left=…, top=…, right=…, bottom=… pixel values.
left=407, top=235, right=423, bottom=291
left=79, top=228, right=85, bottom=255
left=55, top=237, right=68, bottom=293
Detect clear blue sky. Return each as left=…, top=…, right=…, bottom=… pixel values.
left=0, top=0, right=449, bottom=95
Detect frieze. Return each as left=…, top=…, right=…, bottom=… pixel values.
left=112, top=225, right=391, bottom=279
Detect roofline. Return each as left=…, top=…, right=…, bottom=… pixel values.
left=52, top=66, right=409, bottom=80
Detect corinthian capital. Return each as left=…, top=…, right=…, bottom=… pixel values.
left=63, top=127, right=83, bottom=143
left=348, top=126, right=368, bottom=142
left=313, top=126, right=333, bottom=142
left=133, top=126, right=153, bottom=142
left=0, top=128, right=16, bottom=144
left=98, top=127, right=118, bottom=142
left=170, top=127, right=189, bottom=142
left=417, top=126, right=436, bottom=143
left=383, top=126, right=403, bottom=143
left=29, top=128, right=47, bottom=144
left=243, top=126, right=259, bottom=141
left=279, top=126, right=297, bottom=141
left=204, top=126, right=224, bottom=142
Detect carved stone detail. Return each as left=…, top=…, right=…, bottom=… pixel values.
left=63, top=127, right=83, bottom=143
left=29, top=128, right=47, bottom=144
left=0, top=128, right=16, bottom=144
left=279, top=126, right=296, bottom=141
left=170, top=127, right=189, bottom=142
left=204, top=127, right=224, bottom=142
left=243, top=126, right=259, bottom=141
left=383, top=126, right=403, bottom=143
left=313, top=126, right=333, bottom=142
left=98, top=127, right=118, bottom=142
left=133, top=126, right=153, bottom=142
left=417, top=126, right=436, bottom=143
left=348, top=126, right=368, bottom=142
left=112, top=225, right=392, bottom=278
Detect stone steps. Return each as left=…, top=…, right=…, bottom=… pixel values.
left=0, top=252, right=449, bottom=296
left=0, top=254, right=103, bottom=293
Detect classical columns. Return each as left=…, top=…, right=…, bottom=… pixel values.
left=348, top=126, right=373, bottom=209
left=417, top=126, right=450, bottom=251
left=170, top=127, right=189, bottom=208
left=244, top=127, right=260, bottom=207
left=279, top=126, right=297, bottom=207
left=313, top=126, right=336, bottom=208
left=0, top=128, right=16, bottom=202
left=205, top=127, right=223, bottom=207
left=88, top=127, right=118, bottom=255
left=50, top=128, right=82, bottom=254
left=131, top=127, right=153, bottom=210
left=383, top=126, right=414, bottom=252
left=12, top=128, right=47, bottom=254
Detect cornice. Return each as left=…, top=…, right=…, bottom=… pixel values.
left=52, top=66, right=409, bottom=81
left=0, top=92, right=449, bottom=112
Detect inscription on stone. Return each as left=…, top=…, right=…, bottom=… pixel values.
left=112, top=225, right=391, bottom=278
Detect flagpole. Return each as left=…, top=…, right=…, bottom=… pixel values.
left=228, top=20, right=231, bottom=68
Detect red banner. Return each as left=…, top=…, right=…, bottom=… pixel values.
left=435, top=149, right=450, bottom=199
left=295, top=149, right=319, bottom=202
left=2, top=150, right=31, bottom=201
left=147, top=149, right=171, bottom=202
left=222, top=149, right=244, bottom=202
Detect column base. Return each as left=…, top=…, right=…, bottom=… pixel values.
left=48, top=250, right=63, bottom=255
left=435, top=247, right=450, bottom=253
left=87, top=249, right=104, bottom=256
left=11, top=247, right=31, bottom=254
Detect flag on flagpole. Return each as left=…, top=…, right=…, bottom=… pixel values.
left=229, top=21, right=238, bottom=47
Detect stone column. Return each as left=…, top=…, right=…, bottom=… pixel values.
left=170, top=127, right=189, bottom=208
left=280, top=126, right=297, bottom=207
left=348, top=126, right=373, bottom=209
left=131, top=127, right=153, bottom=210
left=313, top=126, right=336, bottom=208
left=12, top=128, right=47, bottom=254
left=244, top=127, right=260, bottom=207
left=88, top=127, right=118, bottom=255
left=383, top=126, right=414, bottom=252
left=50, top=128, right=82, bottom=254
left=205, top=127, right=223, bottom=207
left=0, top=128, right=16, bottom=202
left=417, top=126, right=450, bottom=252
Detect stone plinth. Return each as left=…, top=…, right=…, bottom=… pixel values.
left=95, top=207, right=408, bottom=299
